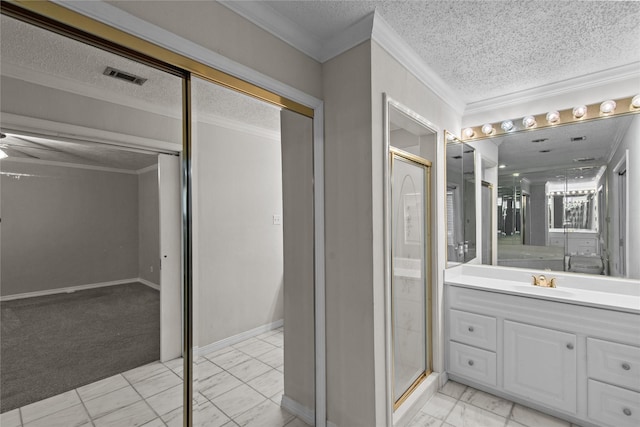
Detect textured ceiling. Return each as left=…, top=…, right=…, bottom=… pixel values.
left=264, top=0, right=640, bottom=103
left=1, top=133, right=158, bottom=171
left=0, top=14, right=281, bottom=167
left=0, top=14, right=281, bottom=129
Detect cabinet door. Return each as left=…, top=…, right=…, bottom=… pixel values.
left=504, top=321, right=577, bottom=413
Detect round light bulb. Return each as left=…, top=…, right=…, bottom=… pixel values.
left=631, top=94, right=640, bottom=108
left=481, top=123, right=494, bottom=135
left=546, top=110, right=560, bottom=124
left=573, top=105, right=587, bottom=119
left=499, top=164, right=506, bottom=169
left=462, top=128, right=475, bottom=138
left=600, top=99, right=616, bottom=114
left=501, top=120, right=514, bottom=132
left=522, top=116, right=537, bottom=128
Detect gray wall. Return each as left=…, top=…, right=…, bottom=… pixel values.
left=281, top=109, right=316, bottom=413
left=138, top=166, right=160, bottom=285
left=0, top=161, right=139, bottom=296
left=194, top=121, right=284, bottom=347
left=323, top=41, right=375, bottom=427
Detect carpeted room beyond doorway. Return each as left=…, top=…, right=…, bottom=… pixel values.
left=0, top=282, right=159, bottom=413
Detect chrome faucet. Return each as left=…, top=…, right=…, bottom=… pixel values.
left=532, top=274, right=556, bottom=288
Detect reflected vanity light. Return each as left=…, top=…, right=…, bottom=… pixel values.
left=501, top=120, right=514, bottom=132
left=546, top=110, right=560, bottom=124
left=522, top=116, right=537, bottom=128
left=600, top=100, right=617, bottom=115
left=481, top=123, right=495, bottom=135
left=573, top=105, right=588, bottom=119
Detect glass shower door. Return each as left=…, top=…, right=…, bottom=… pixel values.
left=390, top=149, right=431, bottom=407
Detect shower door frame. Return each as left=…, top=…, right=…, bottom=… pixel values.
left=389, top=147, right=433, bottom=410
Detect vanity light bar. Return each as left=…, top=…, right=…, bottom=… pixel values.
left=461, top=95, right=640, bottom=142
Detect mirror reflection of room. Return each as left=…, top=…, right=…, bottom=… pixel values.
left=466, top=106, right=638, bottom=278
left=445, top=136, right=477, bottom=263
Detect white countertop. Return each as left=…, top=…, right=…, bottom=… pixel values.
left=445, top=264, right=640, bottom=314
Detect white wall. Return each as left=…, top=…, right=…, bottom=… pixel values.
left=0, top=160, right=139, bottom=296
left=194, top=120, right=284, bottom=347
left=607, top=114, right=640, bottom=279
left=139, top=166, right=160, bottom=285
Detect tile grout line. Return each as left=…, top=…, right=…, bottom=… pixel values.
left=74, top=389, right=96, bottom=427
left=504, top=402, right=516, bottom=427
left=115, top=366, right=167, bottom=426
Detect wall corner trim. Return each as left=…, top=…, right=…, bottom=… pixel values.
left=281, top=395, right=315, bottom=426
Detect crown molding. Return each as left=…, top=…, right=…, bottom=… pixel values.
left=465, top=62, right=640, bottom=116
left=370, top=13, right=466, bottom=115
left=218, top=0, right=323, bottom=61
left=319, top=13, right=375, bottom=63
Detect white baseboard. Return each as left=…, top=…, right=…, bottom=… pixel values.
left=198, top=319, right=284, bottom=356
left=137, top=278, right=160, bottom=291
left=0, top=278, right=143, bottom=301
left=281, top=395, right=315, bottom=426
left=327, top=421, right=338, bottom=427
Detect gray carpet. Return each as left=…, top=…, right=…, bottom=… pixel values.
left=1, top=282, right=159, bottom=413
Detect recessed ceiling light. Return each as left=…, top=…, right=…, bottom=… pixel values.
left=513, top=173, right=520, bottom=177
left=499, top=164, right=507, bottom=169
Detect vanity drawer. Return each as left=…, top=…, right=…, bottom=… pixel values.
left=588, top=379, right=640, bottom=427
left=449, top=341, right=496, bottom=386
left=588, top=338, right=640, bottom=392
left=449, top=309, right=497, bottom=351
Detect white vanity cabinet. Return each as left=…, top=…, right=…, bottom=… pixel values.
left=503, top=321, right=577, bottom=413
left=445, top=283, right=640, bottom=427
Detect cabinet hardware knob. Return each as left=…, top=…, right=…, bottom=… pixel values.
left=622, top=363, right=631, bottom=371
left=468, top=326, right=474, bottom=332
left=566, top=343, right=574, bottom=350
left=623, top=408, right=632, bottom=416
left=468, top=360, right=474, bottom=366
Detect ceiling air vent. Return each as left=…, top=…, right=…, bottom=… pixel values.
left=573, top=157, right=596, bottom=163
left=571, top=136, right=587, bottom=142
left=103, top=67, right=147, bottom=85
left=531, top=138, right=548, bottom=143
left=452, top=155, right=462, bottom=159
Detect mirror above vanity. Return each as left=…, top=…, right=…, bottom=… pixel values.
left=445, top=132, right=477, bottom=264
left=458, top=95, right=640, bottom=279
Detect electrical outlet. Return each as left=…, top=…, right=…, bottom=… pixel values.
left=273, top=214, right=282, bottom=225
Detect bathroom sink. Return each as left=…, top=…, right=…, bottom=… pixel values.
left=511, top=285, right=575, bottom=298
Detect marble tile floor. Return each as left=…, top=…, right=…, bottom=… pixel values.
left=1, top=327, right=310, bottom=427
left=406, top=380, right=584, bottom=427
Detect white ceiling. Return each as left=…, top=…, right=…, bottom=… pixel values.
left=230, top=0, right=640, bottom=105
